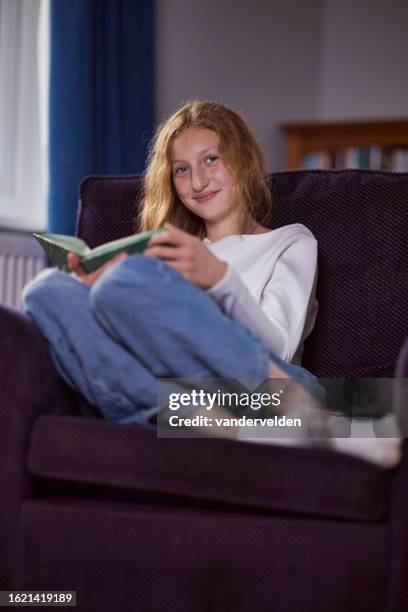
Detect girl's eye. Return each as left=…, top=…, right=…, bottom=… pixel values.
left=207, top=155, right=218, bottom=164
left=174, top=165, right=188, bottom=176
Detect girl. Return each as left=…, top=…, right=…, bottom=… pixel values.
left=23, top=100, right=401, bottom=466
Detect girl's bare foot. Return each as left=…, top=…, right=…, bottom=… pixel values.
left=266, top=361, right=402, bottom=468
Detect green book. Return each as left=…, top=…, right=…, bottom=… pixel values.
left=33, top=228, right=167, bottom=273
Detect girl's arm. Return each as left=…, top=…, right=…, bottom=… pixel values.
left=207, top=237, right=318, bottom=363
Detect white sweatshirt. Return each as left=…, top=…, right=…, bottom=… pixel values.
left=204, top=223, right=318, bottom=365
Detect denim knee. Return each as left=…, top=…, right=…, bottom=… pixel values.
left=90, top=257, right=128, bottom=315
left=23, top=269, right=85, bottom=315
left=22, top=268, right=58, bottom=307
left=90, top=255, right=173, bottom=314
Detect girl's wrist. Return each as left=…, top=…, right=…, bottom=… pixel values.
left=208, top=261, right=228, bottom=288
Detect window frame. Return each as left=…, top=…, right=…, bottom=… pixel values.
left=0, top=0, right=46, bottom=231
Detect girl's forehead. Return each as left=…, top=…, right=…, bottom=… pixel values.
left=171, top=127, right=220, bottom=157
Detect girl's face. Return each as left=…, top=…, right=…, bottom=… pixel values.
left=170, top=127, right=238, bottom=229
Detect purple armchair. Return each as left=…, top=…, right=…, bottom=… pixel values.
left=2, top=169, right=408, bottom=611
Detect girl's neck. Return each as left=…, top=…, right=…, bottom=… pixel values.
left=205, top=217, right=259, bottom=242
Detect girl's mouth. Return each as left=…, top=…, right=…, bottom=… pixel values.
left=194, top=191, right=219, bottom=203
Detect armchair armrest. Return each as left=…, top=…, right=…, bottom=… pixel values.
left=0, top=304, right=63, bottom=417
left=387, top=339, right=408, bottom=610
left=0, top=304, right=72, bottom=588
left=387, top=441, right=408, bottom=611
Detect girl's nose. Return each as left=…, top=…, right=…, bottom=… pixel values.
left=191, top=167, right=209, bottom=192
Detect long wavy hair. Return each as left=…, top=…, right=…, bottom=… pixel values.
left=137, top=100, right=272, bottom=237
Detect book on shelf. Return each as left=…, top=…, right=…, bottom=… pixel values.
left=368, top=146, right=382, bottom=171
left=303, top=150, right=333, bottom=169
left=301, top=146, right=408, bottom=171
left=389, top=148, right=408, bottom=172
left=33, top=228, right=167, bottom=273
left=344, top=147, right=360, bottom=169
left=380, top=147, right=408, bottom=171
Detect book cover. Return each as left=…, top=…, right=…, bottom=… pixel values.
left=33, top=228, right=167, bottom=273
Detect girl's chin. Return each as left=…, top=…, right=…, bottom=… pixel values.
left=186, top=205, right=217, bottom=219
left=193, top=211, right=222, bottom=222
left=184, top=202, right=235, bottom=225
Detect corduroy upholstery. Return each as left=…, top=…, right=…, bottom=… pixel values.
left=1, top=169, right=408, bottom=611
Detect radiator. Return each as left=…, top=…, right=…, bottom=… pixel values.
left=0, top=231, right=46, bottom=310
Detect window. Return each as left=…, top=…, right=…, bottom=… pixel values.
left=0, top=0, right=49, bottom=231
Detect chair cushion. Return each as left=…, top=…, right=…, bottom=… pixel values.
left=28, top=415, right=390, bottom=522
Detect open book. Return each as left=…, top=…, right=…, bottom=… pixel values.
left=33, top=228, right=167, bottom=273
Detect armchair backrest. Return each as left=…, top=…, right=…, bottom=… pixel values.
left=78, top=170, right=408, bottom=378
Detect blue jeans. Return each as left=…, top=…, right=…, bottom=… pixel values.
left=23, top=255, right=316, bottom=425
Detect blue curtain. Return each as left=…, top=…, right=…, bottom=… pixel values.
left=48, top=0, right=154, bottom=234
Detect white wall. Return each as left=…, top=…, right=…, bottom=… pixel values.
left=319, top=0, right=408, bottom=119
left=155, top=0, right=408, bottom=169
left=155, top=0, right=324, bottom=169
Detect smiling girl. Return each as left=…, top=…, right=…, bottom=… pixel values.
left=22, top=100, right=401, bottom=467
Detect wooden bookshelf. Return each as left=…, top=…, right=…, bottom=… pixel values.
left=280, top=118, right=408, bottom=171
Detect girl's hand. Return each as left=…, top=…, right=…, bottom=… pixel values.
left=144, top=223, right=227, bottom=289
left=67, top=251, right=128, bottom=286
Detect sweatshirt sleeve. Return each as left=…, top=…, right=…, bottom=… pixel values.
left=206, top=236, right=318, bottom=362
